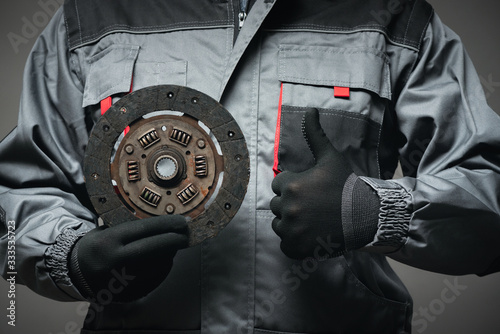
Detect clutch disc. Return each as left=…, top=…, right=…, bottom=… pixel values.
left=83, top=85, right=250, bottom=246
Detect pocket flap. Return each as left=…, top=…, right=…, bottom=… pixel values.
left=278, top=44, right=391, bottom=99
left=133, top=60, right=187, bottom=89
left=82, top=44, right=140, bottom=108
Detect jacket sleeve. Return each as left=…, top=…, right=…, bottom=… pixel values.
left=360, top=13, right=500, bottom=276
left=0, top=8, right=96, bottom=301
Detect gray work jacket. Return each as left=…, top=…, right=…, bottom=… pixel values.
left=1, top=0, right=500, bottom=333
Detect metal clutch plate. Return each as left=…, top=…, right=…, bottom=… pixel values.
left=83, top=85, right=250, bottom=246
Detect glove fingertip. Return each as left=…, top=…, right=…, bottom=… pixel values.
left=271, top=172, right=283, bottom=195
left=269, top=196, right=282, bottom=218
left=166, top=214, right=189, bottom=232
left=271, top=217, right=281, bottom=234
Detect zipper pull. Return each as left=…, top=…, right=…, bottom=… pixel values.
left=238, top=0, right=249, bottom=30
left=238, top=11, right=247, bottom=30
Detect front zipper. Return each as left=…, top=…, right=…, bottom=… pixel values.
left=238, top=0, right=248, bottom=29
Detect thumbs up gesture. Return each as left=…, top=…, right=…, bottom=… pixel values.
left=270, top=109, right=380, bottom=259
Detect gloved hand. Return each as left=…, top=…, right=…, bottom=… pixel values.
left=68, top=215, right=189, bottom=303
left=270, top=109, right=380, bottom=259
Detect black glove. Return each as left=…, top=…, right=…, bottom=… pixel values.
left=270, top=109, right=380, bottom=259
left=69, top=215, right=189, bottom=303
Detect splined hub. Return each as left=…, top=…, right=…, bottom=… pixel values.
left=155, top=156, right=178, bottom=180
left=149, top=147, right=186, bottom=187
left=83, top=85, right=250, bottom=246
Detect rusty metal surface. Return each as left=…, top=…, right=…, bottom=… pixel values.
left=83, top=85, right=250, bottom=246
left=110, top=115, right=221, bottom=219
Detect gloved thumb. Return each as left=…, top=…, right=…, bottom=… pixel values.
left=302, top=109, right=336, bottom=164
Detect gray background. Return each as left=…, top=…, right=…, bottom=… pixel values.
left=1, top=1, right=499, bottom=333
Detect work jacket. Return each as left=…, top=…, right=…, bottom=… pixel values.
left=1, top=0, right=500, bottom=333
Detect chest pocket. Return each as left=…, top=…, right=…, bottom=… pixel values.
left=82, top=44, right=188, bottom=113
left=276, top=44, right=392, bottom=178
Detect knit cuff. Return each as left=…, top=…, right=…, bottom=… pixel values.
left=359, top=177, right=413, bottom=253
left=44, top=227, right=88, bottom=299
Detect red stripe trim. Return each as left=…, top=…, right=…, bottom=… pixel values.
left=273, top=83, right=284, bottom=177
left=100, top=96, right=112, bottom=115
